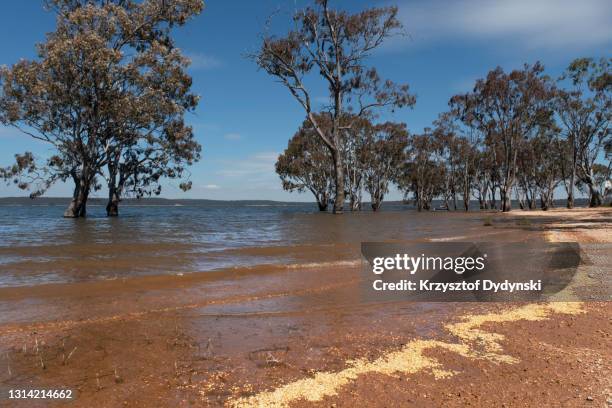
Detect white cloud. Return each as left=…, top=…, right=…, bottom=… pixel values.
left=215, top=152, right=279, bottom=185
left=251, top=152, right=279, bottom=162
left=396, top=0, right=612, bottom=50
left=202, top=184, right=220, bottom=189
left=185, top=52, right=223, bottom=70
left=223, top=133, right=242, bottom=141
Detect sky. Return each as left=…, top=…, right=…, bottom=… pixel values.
left=0, top=0, right=610, bottom=201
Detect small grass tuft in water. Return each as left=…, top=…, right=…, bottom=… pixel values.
left=515, top=217, right=532, bottom=227
left=63, top=346, right=77, bottom=365
left=6, top=352, right=11, bottom=377
left=483, top=216, right=493, bottom=226
left=114, top=368, right=124, bottom=384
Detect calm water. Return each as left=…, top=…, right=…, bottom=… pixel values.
left=0, top=202, right=497, bottom=287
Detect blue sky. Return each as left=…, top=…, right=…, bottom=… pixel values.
left=0, top=0, right=610, bottom=200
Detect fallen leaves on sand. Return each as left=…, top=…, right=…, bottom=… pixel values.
left=229, top=302, right=584, bottom=408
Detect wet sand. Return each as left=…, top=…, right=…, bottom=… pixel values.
left=0, top=208, right=610, bottom=407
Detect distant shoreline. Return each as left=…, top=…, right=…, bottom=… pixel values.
left=0, top=196, right=313, bottom=207
left=0, top=196, right=594, bottom=208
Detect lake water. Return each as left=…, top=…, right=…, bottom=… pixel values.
left=0, top=201, right=508, bottom=287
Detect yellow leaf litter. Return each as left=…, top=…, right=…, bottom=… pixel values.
left=229, top=302, right=584, bottom=408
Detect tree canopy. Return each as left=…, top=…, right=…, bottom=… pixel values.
left=253, top=0, right=414, bottom=213
left=0, top=0, right=203, bottom=217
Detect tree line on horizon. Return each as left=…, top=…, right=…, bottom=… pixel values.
left=0, top=0, right=610, bottom=217
left=260, top=1, right=610, bottom=213
left=275, top=59, right=610, bottom=212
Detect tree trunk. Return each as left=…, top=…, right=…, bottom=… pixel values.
left=106, top=187, right=120, bottom=216
left=567, top=167, right=575, bottom=209
left=317, top=192, right=329, bottom=212
left=528, top=191, right=537, bottom=210
left=516, top=187, right=525, bottom=210
left=500, top=185, right=512, bottom=212
left=478, top=185, right=487, bottom=209
left=64, top=195, right=87, bottom=218
left=349, top=194, right=361, bottom=211
left=106, top=156, right=121, bottom=217
left=462, top=182, right=470, bottom=211
left=331, top=148, right=345, bottom=214
left=544, top=189, right=555, bottom=211
left=490, top=185, right=497, bottom=210
left=540, top=195, right=549, bottom=211
left=583, top=170, right=602, bottom=207
left=371, top=190, right=383, bottom=212
left=64, top=172, right=90, bottom=218
left=589, top=186, right=603, bottom=207
left=501, top=195, right=511, bottom=212
left=478, top=196, right=485, bottom=210
left=64, top=191, right=89, bottom=218
left=567, top=144, right=576, bottom=209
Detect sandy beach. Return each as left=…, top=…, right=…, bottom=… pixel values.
left=0, top=208, right=610, bottom=407
left=0, top=0, right=610, bottom=406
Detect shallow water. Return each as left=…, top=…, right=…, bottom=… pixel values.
left=0, top=202, right=502, bottom=287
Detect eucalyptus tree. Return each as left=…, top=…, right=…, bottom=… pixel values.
left=532, top=132, right=562, bottom=210
left=446, top=101, right=489, bottom=211
left=551, top=136, right=574, bottom=204
left=516, top=140, right=539, bottom=209
left=0, top=0, right=203, bottom=217
left=450, top=136, right=478, bottom=211
left=398, top=132, right=444, bottom=211
left=555, top=57, right=611, bottom=207
left=252, top=0, right=414, bottom=213
left=453, top=63, right=555, bottom=212
left=426, top=125, right=454, bottom=210
left=471, top=152, right=490, bottom=209
left=361, top=122, right=408, bottom=211
left=276, top=115, right=335, bottom=211
left=340, top=116, right=371, bottom=211
left=575, top=164, right=610, bottom=203
left=590, top=163, right=611, bottom=203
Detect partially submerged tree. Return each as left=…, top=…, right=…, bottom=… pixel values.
left=276, top=115, right=335, bottom=211
left=0, top=0, right=203, bottom=217
left=446, top=100, right=487, bottom=211
left=555, top=57, right=610, bottom=207
left=453, top=63, right=555, bottom=211
left=252, top=0, right=414, bottom=213
left=590, top=163, right=611, bottom=203
left=362, top=122, right=408, bottom=211
left=397, top=132, right=445, bottom=211
left=531, top=131, right=562, bottom=210
left=409, top=59, right=608, bottom=212
left=340, top=115, right=370, bottom=211
left=277, top=113, right=407, bottom=212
